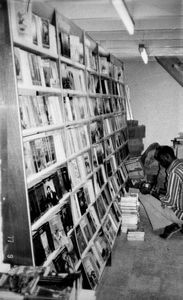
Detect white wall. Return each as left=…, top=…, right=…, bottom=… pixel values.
left=124, top=60, right=183, bottom=150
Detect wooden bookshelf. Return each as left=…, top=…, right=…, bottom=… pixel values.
left=1, top=0, right=129, bottom=291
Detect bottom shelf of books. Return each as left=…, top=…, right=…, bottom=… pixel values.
left=28, top=157, right=128, bottom=291
left=31, top=185, right=123, bottom=290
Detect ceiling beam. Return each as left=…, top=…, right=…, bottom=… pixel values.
left=71, top=16, right=183, bottom=32
left=89, top=29, right=183, bottom=41
left=100, top=39, right=183, bottom=49
left=108, top=47, right=183, bottom=58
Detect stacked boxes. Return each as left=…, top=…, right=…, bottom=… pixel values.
left=127, top=120, right=145, bottom=156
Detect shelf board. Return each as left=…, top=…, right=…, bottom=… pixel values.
left=60, top=56, right=85, bottom=70
left=65, top=119, right=90, bottom=126
left=14, top=39, right=58, bottom=59
left=100, top=73, right=111, bottom=79
left=86, top=67, right=99, bottom=75
left=18, top=86, right=62, bottom=95
left=22, top=124, right=65, bottom=138
left=61, top=89, right=87, bottom=97
left=89, top=93, right=108, bottom=98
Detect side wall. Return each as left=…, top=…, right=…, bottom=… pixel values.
left=124, top=60, right=183, bottom=150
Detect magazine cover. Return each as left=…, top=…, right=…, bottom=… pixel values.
left=82, top=253, right=99, bottom=289
left=60, top=199, right=73, bottom=234
left=41, top=18, right=50, bottom=48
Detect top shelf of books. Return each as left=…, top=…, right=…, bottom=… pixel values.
left=9, top=0, right=124, bottom=82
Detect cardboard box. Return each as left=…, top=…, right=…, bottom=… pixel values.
left=127, top=120, right=138, bottom=127
left=128, top=125, right=146, bottom=139
left=128, top=139, right=144, bottom=156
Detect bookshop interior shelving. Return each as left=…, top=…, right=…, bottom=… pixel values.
left=0, top=0, right=130, bottom=290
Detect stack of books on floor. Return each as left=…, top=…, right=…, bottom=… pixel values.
left=127, top=230, right=145, bottom=241
left=119, top=193, right=139, bottom=232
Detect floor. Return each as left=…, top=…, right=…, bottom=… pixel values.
left=96, top=204, right=183, bottom=300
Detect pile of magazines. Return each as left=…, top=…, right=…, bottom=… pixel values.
left=0, top=265, right=81, bottom=300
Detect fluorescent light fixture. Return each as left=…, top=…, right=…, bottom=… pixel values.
left=112, top=0, right=135, bottom=35
left=139, top=44, right=148, bottom=64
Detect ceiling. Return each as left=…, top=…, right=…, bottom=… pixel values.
left=45, top=0, right=183, bottom=62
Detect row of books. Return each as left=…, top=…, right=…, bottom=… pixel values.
left=58, top=18, right=84, bottom=64
left=87, top=74, right=124, bottom=97
left=73, top=198, right=118, bottom=258
left=19, top=95, right=63, bottom=130
left=24, top=132, right=66, bottom=177
left=33, top=215, right=77, bottom=268
left=28, top=155, right=124, bottom=227
left=28, top=159, right=109, bottom=225
left=28, top=164, right=71, bottom=223
left=98, top=56, right=124, bottom=83
left=61, top=63, right=86, bottom=92
left=85, top=37, right=98, bottom=71
left=115, top=143, right=129, bottom=166
left=63, top=96, right=88, bottom=122
left=103, top=131, right=127, bottom=158
left=80, top=199, right=122, bottom=289
left=65, top=125, right=90, bottom=157
left=11, top=0, right=85, bottom=65
left=24, top=125, right=128, bottom=180
left=87, top=73, right=100, bottom=94
left=31, top=179, right=121, bottom=278
left=19, top=93, right=125, bottom=132
left=15, top=47, right=60, bottom=88
left=88, top=96, right=125, bottom=117
left=11, top=1, right=57, bottom=54
left=103, top=114, right=126, bottom=136
left=81, top=35, right=125, bottom=86
left=67, top=152, right=93, bottom=188
left=100, top=77, right=125, bottom=96
left=90, top=115, right=126, bottom=144
left=15, top=45, right=124, bottom=97
left=11, top=1, right=124, bottom=87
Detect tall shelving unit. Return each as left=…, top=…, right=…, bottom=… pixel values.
left=1, top=0, right=129, bottom=290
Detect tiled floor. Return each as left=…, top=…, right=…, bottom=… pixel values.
left=96, top=204, right=183, bottom=300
